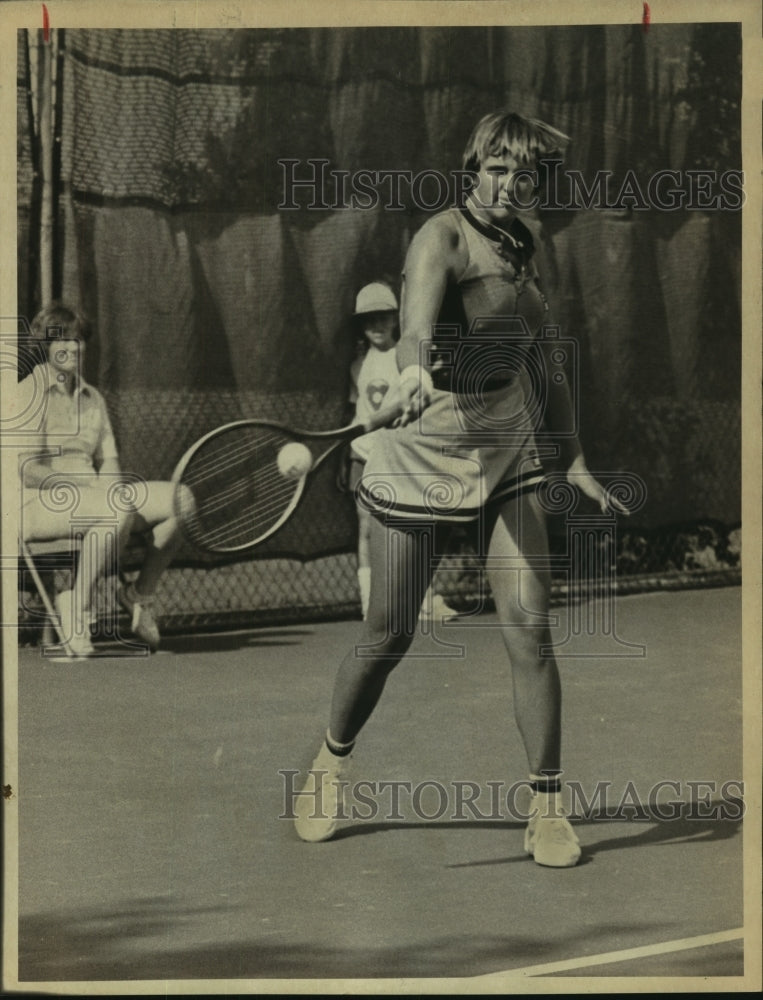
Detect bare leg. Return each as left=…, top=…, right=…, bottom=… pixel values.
left=485, top=491, right=580, bottom=866
left=485, top=491, right=561, bottom=776
left=357, top=504, right=372, bottom=570
left=295, top=515, right=441, bottom=842
left=356, top=502, right=373, bottom=618
left=357, top=504, right=452, bottom=622
left=328, top=515, right=440, bottom=744
left=130, top=481, right=186, bottom=597
left=22, top=488, right=134, bottom=615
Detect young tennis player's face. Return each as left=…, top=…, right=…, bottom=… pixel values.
left=361, top=312, right=397, bottom=350
left=472, top=151, right=537, bottom=220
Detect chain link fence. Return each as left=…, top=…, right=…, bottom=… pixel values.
left=16, top=26, right=742, bottom=643
left=18, top=384, right=740, bottom=642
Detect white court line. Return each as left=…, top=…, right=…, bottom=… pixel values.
left=473, top=927, right=745, bottom=981
left=11, top=929, right=746, bottom=995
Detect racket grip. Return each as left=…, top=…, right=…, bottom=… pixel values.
left=362, top=399, right=404, bottom=433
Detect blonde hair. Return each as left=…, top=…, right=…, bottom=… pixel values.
left=462, top=111, right=570, bottom=173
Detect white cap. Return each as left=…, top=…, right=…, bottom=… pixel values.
left=353, top=282, right=398, bottom=315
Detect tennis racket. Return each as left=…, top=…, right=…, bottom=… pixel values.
left=171, top=399, right=402, bottom=554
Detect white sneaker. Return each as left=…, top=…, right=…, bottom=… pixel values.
left=294, top=743, right=350, bottom=843
left=54, top=589, right=95, bottom=658
left=119, top=583, right=161, bottom=651
left=420, top=593, right=459, bottom=622
left=524, top=806, right=581, bottom=868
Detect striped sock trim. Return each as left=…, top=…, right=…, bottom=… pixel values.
left=325, top=731, right=355, bottom=757
left=529, top=771, right=563, bottom=795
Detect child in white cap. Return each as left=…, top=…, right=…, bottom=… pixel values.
left=347, top=281, right=458, bottom=623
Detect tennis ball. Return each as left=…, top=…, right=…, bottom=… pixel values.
left=277, top=442, right=313, bottom=480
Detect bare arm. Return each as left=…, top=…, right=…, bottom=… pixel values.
left=21, top=388, right=122, bottom=484
left=93, top=394, right=121, bottom=476
left=538, top=338, right=583, bottom=470
left=539, top=338, right=629, bottom=515
left=396, top=215, right=466, bottom=423
left=16, top=375, right=58, bottom=487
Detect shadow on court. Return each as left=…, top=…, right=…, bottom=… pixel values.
left=443, top=807, right=742, bottom=870
left=159, top=628, right=316, bottom=654
left=18, top=902, right=678, bottom=981
left=13, top=586, right=746, bottom=985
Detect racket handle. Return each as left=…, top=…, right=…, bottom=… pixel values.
left=361, top=399, right=404, bottom=434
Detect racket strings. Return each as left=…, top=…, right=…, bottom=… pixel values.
left=198, top=475, right=295, bottom=539
left=179, top=426, right=307, bottom=550
left=198, top=466, right=284, bottom=517
left=184, top=428, right=288, bottom=483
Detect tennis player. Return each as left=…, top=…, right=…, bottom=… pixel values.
left=295, top=112, right=628, bottom=866
left=19, top=302, right=186, bottom=656
left=348, top=280, right=458, bottom=624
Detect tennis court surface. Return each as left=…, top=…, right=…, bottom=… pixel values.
left=11, top=585, right=751, bottom=990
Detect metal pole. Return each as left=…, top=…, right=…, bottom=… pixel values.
left=39, top=27, right=54, bottom=305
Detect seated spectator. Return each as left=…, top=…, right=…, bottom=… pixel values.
left=19, top=302, right=186, bottom=656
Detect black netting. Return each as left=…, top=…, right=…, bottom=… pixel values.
left=18, top=522, right=741, bottom=645
left=16, top=25, right=742, bottom=640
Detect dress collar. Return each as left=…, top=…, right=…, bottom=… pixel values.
left=459, top=201, right=536, bottom=259
left=41, top=362, right=92, bottom=397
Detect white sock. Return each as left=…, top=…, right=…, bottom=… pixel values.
left=357, top=567, right=371, bottom=619
left=530, top=774, right=564, bottom=819
left=533, top=790, right=565, bottom=819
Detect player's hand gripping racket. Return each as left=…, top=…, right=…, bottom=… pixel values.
left=172, top=399, right=403, bottom=553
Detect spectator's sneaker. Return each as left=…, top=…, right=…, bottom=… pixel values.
left=63, top=632, right=96, bottom=658
left=54, top=589, right=95, bottom=658
left=524, top=807, right=581, bottom=868
left=294, top=743, right=350, bottom=843
left=420, top=593, right=460, bottom=622
left=119, top=583, right=161, bottom=651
